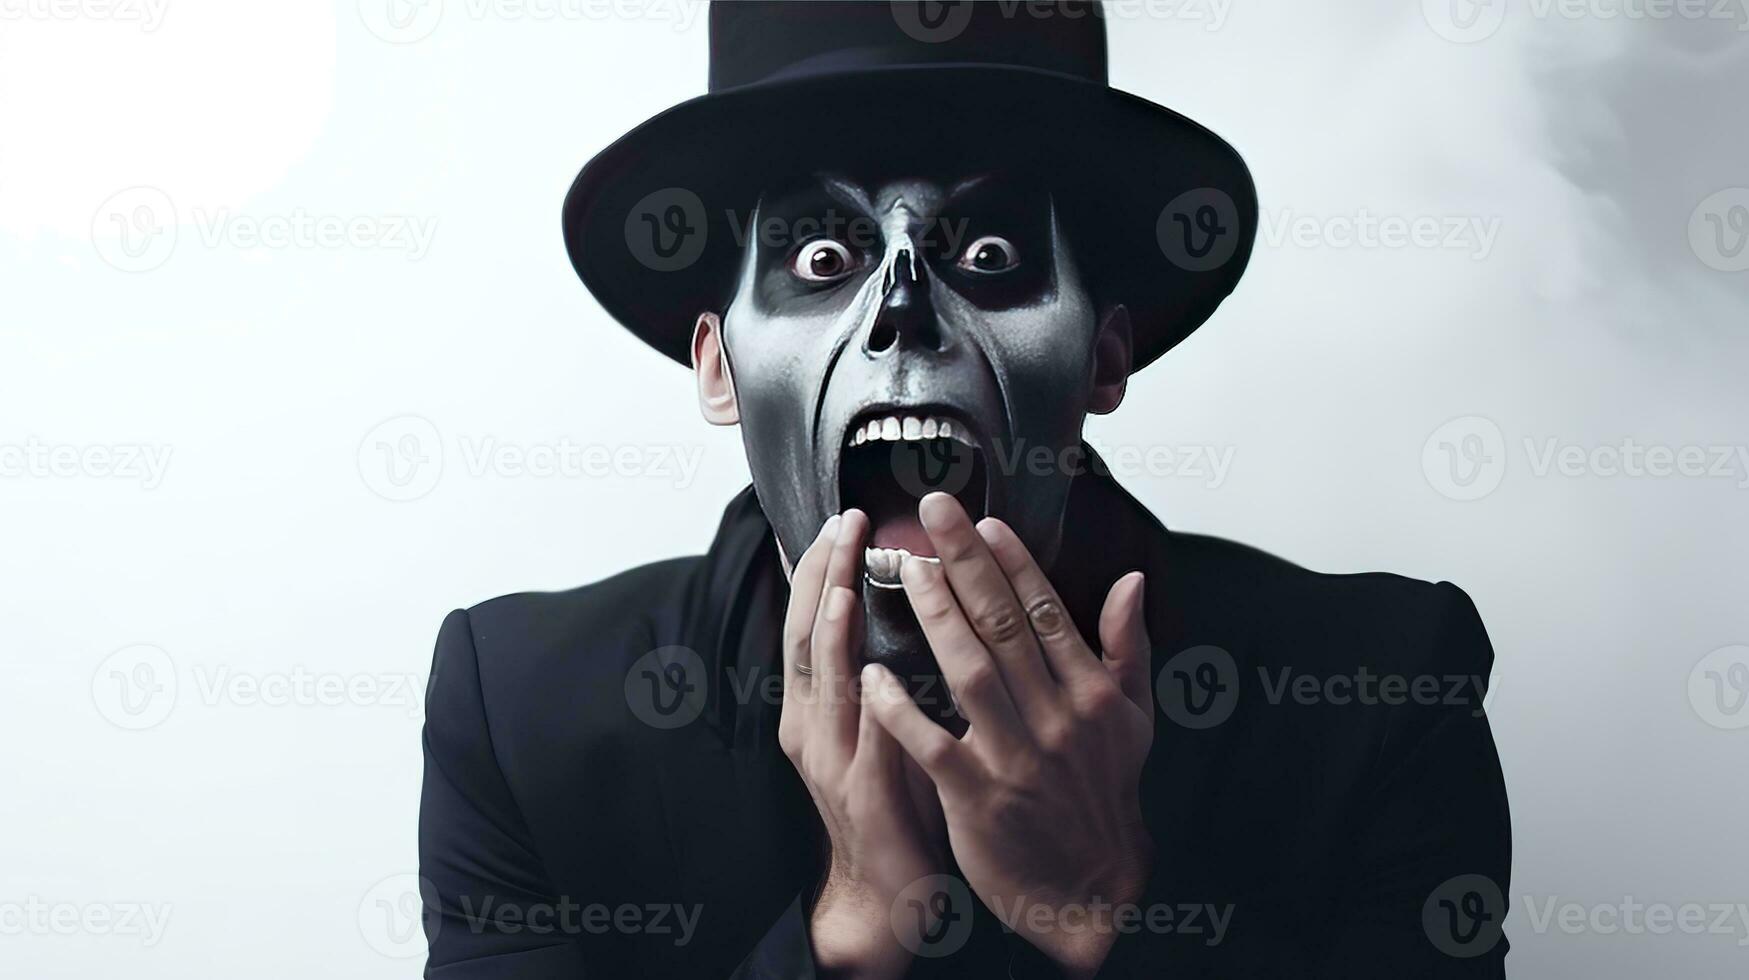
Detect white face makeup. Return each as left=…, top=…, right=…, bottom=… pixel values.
left=722, top=174, right=1102, bottom=676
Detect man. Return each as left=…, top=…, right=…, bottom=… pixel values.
left=419, top=3, right=1512, bottom=978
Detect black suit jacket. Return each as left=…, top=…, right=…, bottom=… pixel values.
left=419, top=473, right=1511, bottom=978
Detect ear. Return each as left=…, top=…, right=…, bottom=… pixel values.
left=691, top=311, right=739, bottom=425
left=1088, top=304, right=1132, bottom=415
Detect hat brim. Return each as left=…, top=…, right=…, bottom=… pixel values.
left=562, top=63, right=1257, bottom=371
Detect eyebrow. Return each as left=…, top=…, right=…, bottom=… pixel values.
left=943, top=174, right=991, bottom=203
left=815, top=175, right=872, bottom=213
left=811, top=173, right=995, bottom=213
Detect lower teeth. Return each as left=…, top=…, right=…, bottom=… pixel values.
left=863, top=546, right=940, bottom=583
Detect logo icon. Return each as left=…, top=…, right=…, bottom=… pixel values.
left=1422, top=416, right=1506, bottom=501
left=359, top=415, right=443, bottom=502
left=890, top=874, right=975, bottom=957
left=891, top=1, right=975, bottom=43
left=1156, top=644, right=1239, bottom=729
left=92, top=644, right=177, bottom=730
left=92, top=186, right=178, bottom=273
left=625, top=187, right=708, bottom=272
left=358, top=873, right=436, bottom=958
left=624, top=646, right=708, bottom=729
left=1422, top=0, right=1507, bottom=43
left=1422, top=874, right=1505, bottom=958
left=359, top=0, right=444, bottom=43
left=1689, top=188, right=1749, bottom=273
left=1688, top=645, right=1749, bottom=730
left=889, top=436, right=978, bottom=501
left=1157, top=188, right=1240, bottom=273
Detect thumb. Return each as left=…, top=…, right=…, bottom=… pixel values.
left=1098, top=571, right=1153, bottom=714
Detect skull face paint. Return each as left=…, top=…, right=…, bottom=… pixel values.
left=721, top=175, right=1104, bottom=679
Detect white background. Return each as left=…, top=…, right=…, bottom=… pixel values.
left=3, top=1, right=1747, bottom=976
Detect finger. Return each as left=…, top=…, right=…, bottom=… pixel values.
left=900, top=754, right=945, bottom=842
left=898, top=552, right=1027, bottom=755
left=854, top=681, right=903, bottom=787
left=975, top=516, right=1103, bottom=688
left=1098, top=571, right=1154, bottom=714
left=811, top=510, right=869, bottom=743
left=779, top=515, right=839, bottom=758
left=917, top=493, right=1058, bottom=716
left=862, top=663, right=971, bottom=790
left=782, top=514, right=841, bottom=678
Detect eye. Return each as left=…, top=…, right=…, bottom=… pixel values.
left=957, top=235, right=1019, bottom=274
left=790, top=239, right=858, bottom=283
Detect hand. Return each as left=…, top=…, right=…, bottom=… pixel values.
left=780, top=510, right=947, bottom=979
left=863, top=493, right=1156, bottom=979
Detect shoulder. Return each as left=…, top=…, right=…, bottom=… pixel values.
left=1161, top=530, right=1494, bottom=680
left=424, top=556, right=711, bottom=768
left=464, top=555, right=707, bottom=668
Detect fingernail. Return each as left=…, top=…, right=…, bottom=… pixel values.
left=861, top=662, right=892, bottom=703
left=917, top=492, right=954, bottom=530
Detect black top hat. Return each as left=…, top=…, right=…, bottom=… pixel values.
left=562, top=0, right=1257, bottom=372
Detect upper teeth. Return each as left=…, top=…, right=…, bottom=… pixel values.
left=848, top=414, right=974, bottom=448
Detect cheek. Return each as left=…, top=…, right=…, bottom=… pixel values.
left=724, top=272, right=885, bottom=411
left=973, top=304, right=1100, bottom=423
left=722, top=311, right=826, bottom=412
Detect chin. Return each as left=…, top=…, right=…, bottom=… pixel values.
left=859, top=577, right=930, bottom=670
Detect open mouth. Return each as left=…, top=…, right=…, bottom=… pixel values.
left=838, top=409, right=989, bottom=586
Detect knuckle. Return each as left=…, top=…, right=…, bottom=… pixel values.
left=1075, top=678, right=1125, bottom=716
left=913, top=588, right=954, bottom=621
left=1035, top=718, right=1075, bottom=755
left=1024, top=595, right=1072, bottom=640
left=916, top=735, right=956, bottom=770
left=973, top=606, right=1028, bottom=645
left=936, top=533, right=980, bottom=563
left=955, top=663, right=998, bottom=703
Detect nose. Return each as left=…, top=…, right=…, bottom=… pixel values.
left=864, top=244, right=944, bottom=355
